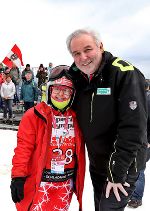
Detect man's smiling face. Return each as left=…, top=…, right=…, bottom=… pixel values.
left=70, top=34, right=104, bottom=75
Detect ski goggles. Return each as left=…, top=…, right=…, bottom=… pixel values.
left=49, top=65, right=71, bottom=81
left=52, top=86, right=73, bottom=96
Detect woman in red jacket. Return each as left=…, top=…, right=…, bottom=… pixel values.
left=11, top=65, right=85, bottom=211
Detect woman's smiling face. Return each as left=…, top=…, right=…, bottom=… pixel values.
left=51, top=85, right=73, bottom=102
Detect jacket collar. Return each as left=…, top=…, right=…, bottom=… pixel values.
left=34, top=102, right=76, bottom=123
left=34, top=102, right=51, bottom=123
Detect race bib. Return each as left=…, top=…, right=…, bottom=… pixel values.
left=51, top=155, right=65, bottom=174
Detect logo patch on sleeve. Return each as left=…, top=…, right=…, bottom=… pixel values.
left=97, top=88, right=111, bottom=95
left=129, top=101, right=137, bottom=110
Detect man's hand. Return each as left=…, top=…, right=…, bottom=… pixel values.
left=106, top=181, right=130, bottom=201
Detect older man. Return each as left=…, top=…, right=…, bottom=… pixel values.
left=66, top=28, right=147, bottom=211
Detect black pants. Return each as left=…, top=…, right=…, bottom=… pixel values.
left=90, top=167, right=139, bottom=211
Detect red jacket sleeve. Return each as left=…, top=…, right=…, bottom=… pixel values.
left=11, top=109, right=37, bottom=178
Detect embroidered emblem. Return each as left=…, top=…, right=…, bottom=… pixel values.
left=129, top=101, right=137, bottom=110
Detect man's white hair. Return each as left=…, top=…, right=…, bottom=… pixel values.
left=66, top=28, right=102, bottom=54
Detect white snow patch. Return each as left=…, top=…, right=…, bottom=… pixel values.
left=0, top=129, right=149, bottom=210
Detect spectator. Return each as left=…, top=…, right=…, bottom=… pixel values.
left=40, top=78, right=48, bottom=102
left=4, top=66, right=11, bottom=74
left=47, top=62, right=53, bottom=76
left=36, top=64, right=48, bottom=87
left=0, top=63, right=4, bottom=73
left=9, top=63, right=21, bottom=104
left=20, top=71, right=38, bottom=112
left=0, top=63, right=5, bottom=112
left=0, top=68, right=5, bottom=86
left=0, top=74, right=15, bottom=123
left=66, top=28, right=147, bottom=211
left=21, top=64, right=34, bottom=82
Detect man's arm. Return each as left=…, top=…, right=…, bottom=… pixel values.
left=107, top=60, right=147, bottom=199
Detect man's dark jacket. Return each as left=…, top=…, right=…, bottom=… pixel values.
left=68, top=51, right=147, bottom=183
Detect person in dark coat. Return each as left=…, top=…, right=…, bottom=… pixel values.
left=36, top=64, right=48, bottom=88
left=21, top=64, right=34, bottom=82
left=20, top=71, right=38, bottom=112
left=66, top=28, right=147, bottom=211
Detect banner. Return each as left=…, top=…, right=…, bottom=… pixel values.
left=2, top=44, right=24, bottom=68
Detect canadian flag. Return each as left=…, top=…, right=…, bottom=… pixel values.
left=2, top=44, right=24, bottom=68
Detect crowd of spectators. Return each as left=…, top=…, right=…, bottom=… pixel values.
left=0, top=62, right=53, bottom=123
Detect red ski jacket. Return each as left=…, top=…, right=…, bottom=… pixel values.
left=11, top=102, right=85, bottom=211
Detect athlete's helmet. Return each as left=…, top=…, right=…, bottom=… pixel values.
left=47, top=65, right=75, bottom=112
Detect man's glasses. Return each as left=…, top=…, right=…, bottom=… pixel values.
left=52, top=86, right=73, bottom=96
left=49, top=65, right=70, bottom=80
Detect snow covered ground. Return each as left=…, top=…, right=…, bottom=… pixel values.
left=0, top=129, right=149, bottom=210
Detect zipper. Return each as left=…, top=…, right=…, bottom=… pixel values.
left=134, top=157, right=138, bottom=172
left=89, top=72, right=103, bottom=123
left=108, top=140, right=117, bottom=183
left=90, top=92, right=95, bottom=122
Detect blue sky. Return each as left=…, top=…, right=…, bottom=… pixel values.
left=0, top=0, right=150, bottom=77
